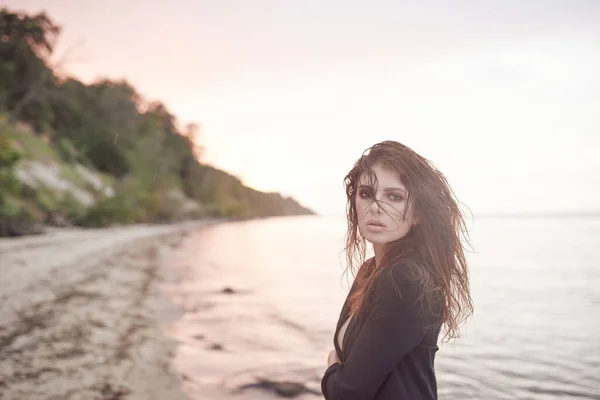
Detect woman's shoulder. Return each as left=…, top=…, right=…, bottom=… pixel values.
left=374, top=260, right=422, bottom=301
left=379, top=259, right=421, bottom=285
left=375, top=260, right=442, bottom=328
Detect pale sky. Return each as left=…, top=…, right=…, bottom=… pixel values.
left=8, top=0, right=600, bottom=216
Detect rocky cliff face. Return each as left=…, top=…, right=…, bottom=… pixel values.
left=15, top=160, right=114, bottom=207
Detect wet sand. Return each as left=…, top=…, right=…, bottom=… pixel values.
left=158, top=221, right=327, bottom=400
left=0, top=222, right=214, bottom=400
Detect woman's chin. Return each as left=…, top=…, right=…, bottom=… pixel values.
left=360, top=230, right=389, bottom=244
left=360, top=226, right=411, bottom=245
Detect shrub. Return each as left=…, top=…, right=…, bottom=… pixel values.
left=0, top=135, right=22, bottom=208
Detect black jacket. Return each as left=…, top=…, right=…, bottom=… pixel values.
left=321, top=262, right=441, bottom=400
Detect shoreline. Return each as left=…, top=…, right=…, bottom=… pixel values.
left=0, top=220, right=218, bottom=400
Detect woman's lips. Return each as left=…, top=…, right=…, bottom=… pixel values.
left=366, top=219, right=386, bottom=232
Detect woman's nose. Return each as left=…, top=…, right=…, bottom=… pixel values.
left=369, top=198, right=381, bottom=214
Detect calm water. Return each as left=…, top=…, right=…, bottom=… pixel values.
left=165, top=215, right=600, bottom=399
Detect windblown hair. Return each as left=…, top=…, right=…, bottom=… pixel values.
left=344, top=141, right=473, bottom=341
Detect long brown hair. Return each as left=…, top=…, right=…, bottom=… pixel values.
left=343, top=141, right=473, bottom=341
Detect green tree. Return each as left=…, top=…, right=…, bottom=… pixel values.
left=0, top=135, right=22, bottom=220
left=0, top=8, right=60, bottom=131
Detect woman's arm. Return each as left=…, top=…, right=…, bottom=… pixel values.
left=321, top=264, right=429, bottom=400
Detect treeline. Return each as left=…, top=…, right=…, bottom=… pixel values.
left=0, top=8, right=313, bottom=235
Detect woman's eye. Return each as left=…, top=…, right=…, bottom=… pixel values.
left=389, top=194, right=404, bottom=202
left=359, top=190, right=371, bottom=198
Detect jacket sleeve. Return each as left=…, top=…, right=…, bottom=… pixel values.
left=321, top=264, right=430, bottom=400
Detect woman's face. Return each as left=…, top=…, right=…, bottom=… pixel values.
left=355, top=163, right=416, bottom=245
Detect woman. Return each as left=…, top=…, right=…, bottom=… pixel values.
left=321, top=141, right=473, bottom=400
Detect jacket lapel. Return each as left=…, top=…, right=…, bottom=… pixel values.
left=334, top=294, right=351, bottom=354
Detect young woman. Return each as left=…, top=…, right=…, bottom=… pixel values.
left=321, top=141, right=473, bottom=400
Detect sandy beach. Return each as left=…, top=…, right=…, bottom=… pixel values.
left=0, top=221, right=215, bottom=400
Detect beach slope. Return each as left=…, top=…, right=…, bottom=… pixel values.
left=0, top=223, right=204, bottom=400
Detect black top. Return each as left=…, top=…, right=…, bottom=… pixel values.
left=321, top=262, right=441, bottom=400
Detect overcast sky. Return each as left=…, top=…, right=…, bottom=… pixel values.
left=9, top=0, right=600, bottom=216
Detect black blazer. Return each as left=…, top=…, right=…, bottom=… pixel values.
left=321, top=262, right=441, bottom=400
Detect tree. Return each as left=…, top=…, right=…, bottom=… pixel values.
left=0, top=134, right=22, bottom=207
left=0, top=8, right=61, bottom=131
